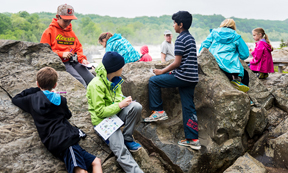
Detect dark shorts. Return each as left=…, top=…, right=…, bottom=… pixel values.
left=60, top=144, right=96, bottom=173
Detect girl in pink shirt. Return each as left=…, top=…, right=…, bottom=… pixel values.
left=249, top=28, right=274, bottom=79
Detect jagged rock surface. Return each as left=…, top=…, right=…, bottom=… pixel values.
left=0, top=40, right=160, bottom=173
left=122, top=48, right=272, bottom=172
left=224, top=153, right=267, bottom=173
left=1, top=41, right=286, bottom=173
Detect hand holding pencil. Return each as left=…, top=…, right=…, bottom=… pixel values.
left=118, top=95, right=132, bottom=109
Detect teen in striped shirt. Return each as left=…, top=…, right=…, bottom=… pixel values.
left=144, top=11, right=201, bottom=150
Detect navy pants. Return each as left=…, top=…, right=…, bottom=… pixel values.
left=149, top=73, right=198, bottom=139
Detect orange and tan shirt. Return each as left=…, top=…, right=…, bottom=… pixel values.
left=40, top=18, right=86, bottom=63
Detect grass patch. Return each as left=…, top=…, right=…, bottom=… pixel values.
left=274, top=67, right=288, bottom=73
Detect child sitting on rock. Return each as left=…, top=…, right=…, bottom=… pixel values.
left=40, top=4, right=94, bottom=88
left=143, top=11, right=201, bottom=150
left=139, top=45, right=152, bottom=62
left=98, top=32, right=141, bottom=63
left=249, top=28, right=274, bottom=79
left=12, top=67, right=102, bottom=173
left=86, top=52, right=143, bottom=173
left=199, top=19, right=250, bottom=93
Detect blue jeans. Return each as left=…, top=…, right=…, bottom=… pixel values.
left=149, top=73, right=198, bottom=139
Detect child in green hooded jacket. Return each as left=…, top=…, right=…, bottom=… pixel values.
left=86, top=51, right=143, bottom=173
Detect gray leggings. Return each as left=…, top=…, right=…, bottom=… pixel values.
left=64, top=62, right=94, bottom=88
left=95, top=102, right=143, bottom=173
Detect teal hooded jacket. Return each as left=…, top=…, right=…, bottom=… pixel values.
left=199, top=28, right=249, bottom=77
left=86, top=63, right=124, bottom=126
left=106, top=33, right=140, bottom=63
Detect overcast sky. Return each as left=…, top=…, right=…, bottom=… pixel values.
left=0, top=0, right=287, bottom=21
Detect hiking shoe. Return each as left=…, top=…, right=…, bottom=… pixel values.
left=124, top=141, right=142, bottom=152
left=250, top=100, right=254, bottom=106
left=259, top=73, right=269, bottom=79
left=178, top=139, right=201, bottom=150
left=259, top=73, right=265, bottom=79
left=143, top=111, right=168, bottom=122
left=231, top=80, right=250, bottom=92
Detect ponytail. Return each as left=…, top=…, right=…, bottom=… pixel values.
left=253, top=28, right=273, bottom=51
left=98, top=32, right=113, bottom=44
left=263, top=33, right=273, bottom=51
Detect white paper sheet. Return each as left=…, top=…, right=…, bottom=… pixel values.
left=94, top=115, right=124, bottom=140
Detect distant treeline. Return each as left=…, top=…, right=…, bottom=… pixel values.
left=1, top=11, right=288, bottom=46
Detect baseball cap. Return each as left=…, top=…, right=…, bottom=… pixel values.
left=57, top=4, right=77, bottom=20
left=164, top=30, right=172, bottom=35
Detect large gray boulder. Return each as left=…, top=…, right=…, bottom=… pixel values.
left=121, top=48, right=272, bottom=172
left=0, top=40, right=162, bottom=173
left=224, top=153, right=267, bottom=173
left=0, top=40, right=280, bottom=173
left=267, top=132, right=288, bottom=168
left=0, top=40, right=110, bottom=172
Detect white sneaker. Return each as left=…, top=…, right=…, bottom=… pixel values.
left=144, top=111, right=168, bottom=122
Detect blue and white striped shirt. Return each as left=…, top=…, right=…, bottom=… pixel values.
left=173, top=31, right=199, bottom=82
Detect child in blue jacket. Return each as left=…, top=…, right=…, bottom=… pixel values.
left=199, top=19, right=250, bottom=92
left=98, top=32, right=140, bottom=63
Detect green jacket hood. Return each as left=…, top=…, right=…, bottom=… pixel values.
left=95, top=63, right=107, bottom=79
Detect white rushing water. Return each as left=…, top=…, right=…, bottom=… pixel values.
left=91, top=42, right=281, bottom=64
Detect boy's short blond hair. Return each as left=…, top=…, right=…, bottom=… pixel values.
left=220, top=19, right=236, bottom=30
left=36, top=67, right=58, bottom=90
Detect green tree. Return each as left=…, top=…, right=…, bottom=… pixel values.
left=0, top=13, right=11, bottom=34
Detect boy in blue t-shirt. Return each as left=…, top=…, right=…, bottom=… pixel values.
left=144, top=11, right=201, bottom=150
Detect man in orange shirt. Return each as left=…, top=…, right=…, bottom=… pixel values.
left=40, top=4, right=94, bottom=88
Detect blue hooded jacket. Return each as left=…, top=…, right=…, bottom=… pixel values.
left=105, top=33, right=140, bottom=63
left=199, top=27, right=249, bottom=77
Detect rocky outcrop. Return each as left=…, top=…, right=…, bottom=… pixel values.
left=224, top=153, right=267, bottom=173
left=272, top=47, right=288, bottom=58
left=1, top=40, right=286, bottom=173
left=0, top=40, right=161, bottom=173
left=121, top=48, right=274, bottom=172
left=0, top=40, right=110, bottom=172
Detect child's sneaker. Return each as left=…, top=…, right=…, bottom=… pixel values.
left=230, top=80, right=250, bottom=92
left=258, top=73, right=265, bottom=79
left=143, top=111, right=168, bottom=122
left=178, top=139, right=201, bottom=150
left=258, top=73, right=269, bottom=79
left=124, top=141, right=142, bottom=152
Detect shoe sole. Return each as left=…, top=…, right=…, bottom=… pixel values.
left=238, top=85, right=250, bottom=93
left=144, top=115, right=168, bottom=122
left=231, top=82, right=250, bottom=93
left=129, top=146, right=142, bottom=152
left=178, top=142, right=201, bottom=150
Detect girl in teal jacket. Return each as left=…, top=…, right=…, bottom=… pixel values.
left=199, top=19, right=250, bottom=92
left=98, top=32, right=140, bottom=63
